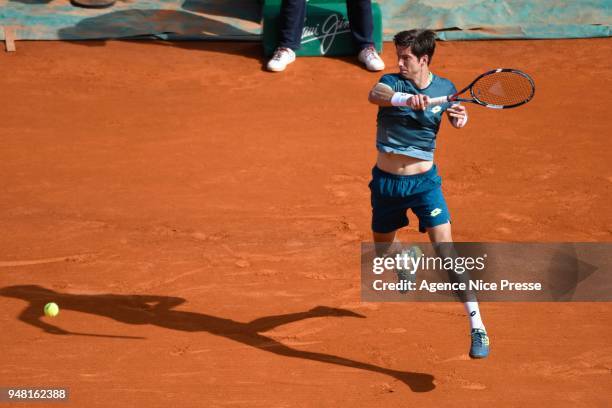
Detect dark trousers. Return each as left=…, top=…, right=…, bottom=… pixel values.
left=278, top=0, right=374, bottom=51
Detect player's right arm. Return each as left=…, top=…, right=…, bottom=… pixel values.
left=368, top=82, right=429, bottom=110
left=368, top=82, right=395, bottom=107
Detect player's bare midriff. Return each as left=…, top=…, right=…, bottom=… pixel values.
left=376, top=151, right=433, bottom=175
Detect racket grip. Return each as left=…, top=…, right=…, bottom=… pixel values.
left=428, top=96, right=448, bottom=106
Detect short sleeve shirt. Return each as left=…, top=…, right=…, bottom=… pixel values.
left=376, top=73, right=457, bottom=160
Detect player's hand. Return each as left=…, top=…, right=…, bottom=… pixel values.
left=448, top=104, right=468, bottom=127
left=408, top=94, right=430, bottom=110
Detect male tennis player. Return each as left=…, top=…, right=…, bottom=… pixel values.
left=367, top=29, right=489, bottom=358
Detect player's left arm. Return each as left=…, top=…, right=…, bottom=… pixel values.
left=447, top=103, right=468, bottom=129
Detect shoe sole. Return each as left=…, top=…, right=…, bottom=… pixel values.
left=364, top=64, right=385, bottom=72
left=266, top=57, right=296, bottom=73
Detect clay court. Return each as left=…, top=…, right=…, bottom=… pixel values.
left=1, top=37, right=611, bottom=406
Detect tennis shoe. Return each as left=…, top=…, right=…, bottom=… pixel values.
left=469, top=328, right=490, bottom=359
left=267, top=47, right=296, bottom=72
left=358, top=46, right=385, bottom=71
left=395, top=247, right=420, bottom=294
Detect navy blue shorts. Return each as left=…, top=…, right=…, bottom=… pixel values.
left=369, top=165, right=451, bottom=233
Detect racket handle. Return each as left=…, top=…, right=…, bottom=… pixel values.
left=428, top=96, right=449, bottom=106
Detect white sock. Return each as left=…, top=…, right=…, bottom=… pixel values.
left=464, top=301, right=485, bottom=331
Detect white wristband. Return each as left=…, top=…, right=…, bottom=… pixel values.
left=391, top=92, right=413, bottom=106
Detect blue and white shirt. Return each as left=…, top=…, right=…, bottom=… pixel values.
left=376, top=73, right=457, bottom=160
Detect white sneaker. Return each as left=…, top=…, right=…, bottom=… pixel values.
left=358, top=46, right=385, bottom=72
left=266, top=47, right=296, bottom=72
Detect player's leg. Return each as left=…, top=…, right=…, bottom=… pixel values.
left=426, top=222, right=490, bottom=358
left=425, top=220, right=451, bottom=241
left=373, top=229, right=419, bottom=292
left=370, top=166, right=406, bottom=256
left=372, top=230, right=397, bottom=256
left=369, top=165, right=415, bottom=296
left=372, top=230, right=396, bottom=243
left=427, top=223, right=484, bottom=326
left=370, top=166, right=408, bottom=258
left=370, top=171, right=421, bottom=291
left=410, top=167, right=490, bottom=359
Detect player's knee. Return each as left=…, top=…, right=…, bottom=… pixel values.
left=372, top=230, right=398, bottom=257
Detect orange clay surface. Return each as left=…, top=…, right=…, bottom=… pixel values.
left=1, top=39, right=611, bottom=407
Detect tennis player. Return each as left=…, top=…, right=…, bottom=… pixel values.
left=367, top=29, right=489, bottom=358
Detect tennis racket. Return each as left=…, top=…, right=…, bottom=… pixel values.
left=429, top=68, right=535, bottom=109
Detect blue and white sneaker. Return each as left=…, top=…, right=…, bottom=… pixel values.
left=469, top=328, right=490, bottom=359
left=395, top=246, right=421, bottom=293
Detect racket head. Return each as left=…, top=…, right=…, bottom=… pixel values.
left=469, top=68, right=535, bottom=109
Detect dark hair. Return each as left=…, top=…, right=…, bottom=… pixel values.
left=393, top=29, right=437, bottom=65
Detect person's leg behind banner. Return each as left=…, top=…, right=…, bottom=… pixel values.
left=347, top=0, right=384, bottom=71
left=267, top=0, right=305, bottom=72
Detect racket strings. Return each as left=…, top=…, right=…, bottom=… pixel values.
left=472, top=72, right=534, bottom=106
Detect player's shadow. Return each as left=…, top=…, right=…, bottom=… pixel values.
left=0, top=284, right=435, bottom=392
